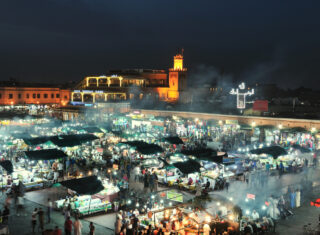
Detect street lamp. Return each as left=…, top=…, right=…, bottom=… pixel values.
left=251, top=121, right=256, bottom=127
left=278, top=124, right=283, bottom=129
left=311, top=127, right=317, bottom=133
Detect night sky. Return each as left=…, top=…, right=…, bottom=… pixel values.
left=1, top=0, right=320, bottom=88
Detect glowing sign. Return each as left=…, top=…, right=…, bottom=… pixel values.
left=310, top=198, right=320, bottom=207
left=230, top=82, right=254, bottom=109
left=247, top=193, right=256, bottom=200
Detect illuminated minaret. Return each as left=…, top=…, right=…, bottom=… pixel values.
left=173, top=54, right=184, bottom=71
left=168, top=50, right=187, bottom=101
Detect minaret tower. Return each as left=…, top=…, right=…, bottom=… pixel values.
left=168, top=50, right=187, bottom=101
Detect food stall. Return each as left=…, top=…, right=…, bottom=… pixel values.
left=55, top=176, right=119, bottom=217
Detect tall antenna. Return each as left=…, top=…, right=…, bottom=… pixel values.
left=181, top=48, right=184, bottom=56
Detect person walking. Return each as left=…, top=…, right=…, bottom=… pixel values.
left=266, top=162, right=270, bottom=175
left=244, top=171, right=249, bottom=185
left=133, top=166, right=140, bottom=182
left=115, top=215, right=122, bottom=235
left=38, top=207, right=44, bottom=232
left=89, top=222, right=95, bottom=235
left=149, top=173, right=155, bottom=193
left=73, top=217, right=83, bottom=235
left=144, top=172, right=149, bottom=193
left=195, top=181, right=202, bottom=197
left=64, top=216, right=73, bottom=235
left=313, top=152, right=317, bottom=168
left=279, top=161, right=284, bottom=178
left=2, top=205, right=9, bottom=224
left=16, top=194, right=25, bottom=216
left=153, top=172, right=158, bottom=192
left=47, top=198, right=53, bottom=223
left=64, top=204, right=71, bottom=220
left=31, top=208, right=38, bottom=233
left=225, top=177, right=230, bottom=192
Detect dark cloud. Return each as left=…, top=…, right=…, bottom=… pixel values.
left=0, top=0, right=319, bottom=88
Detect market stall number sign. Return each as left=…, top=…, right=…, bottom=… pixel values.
left=167, top=191, right=183, bottom=203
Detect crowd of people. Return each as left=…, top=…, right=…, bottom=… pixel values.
left=0, top=114, right=318, bottom=235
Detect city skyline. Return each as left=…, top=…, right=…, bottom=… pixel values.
left=1, top=1, right=320, bottom=89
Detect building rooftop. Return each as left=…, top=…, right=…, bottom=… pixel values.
left=0, top=80, right=74, bottom=89
left=108, top=68, right=166, bottom=75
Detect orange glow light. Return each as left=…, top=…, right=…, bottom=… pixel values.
left=173, top=54, right=183, bottom=71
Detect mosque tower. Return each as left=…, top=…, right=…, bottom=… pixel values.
left=167, top=50, right=187, bottom=101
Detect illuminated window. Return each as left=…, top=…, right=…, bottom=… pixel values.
left=26, top=94, right=29, bottom=99
left=44, top=94, right=48, bottom=98
left=18, top=94, right=21, bottom=99
left=51, top=93, right=54, bottom=98
left=56, top=94, right=60, bottom=98
left=37, top=94, right=40, bottom=98
left=33, top=94, right=36, bottom=98
left=8, top=94, right=13, bottom=99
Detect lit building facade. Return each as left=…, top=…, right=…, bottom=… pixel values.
left=0, top=81, right=70, bottom=106
left=71, top=53, right=188, bottom=103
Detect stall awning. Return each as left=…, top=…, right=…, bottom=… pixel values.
left=172, top=159, right=201, bottom=174
left=23, top=137, right=50, bottom=146
left=99, top=124, right=112, bottom=133
left=75, top=134, right=99, bottom=142
left=84, top=127, right=103, bottom=133
left=250, top=146, right=287, bottom=159
left=163, top=136, right=184, bottom=145
left=111, top=130, right=123, bottom=136
left=50, top=134, right=98, bottom=147
left=181, top=148, right=224, bottom=164
left=291, top=144, right=311, bottom=153
left=0, top=160, right=13, bottom=174
left=60, top=176, right=104, bottom=195
left=239, top=124, right=252, bottom=130
left=24, top=149, right=68, bottom=160
left=121, top=141, right=163, bottom=155
left=11, top=133, right=31, bottom=139
left=257, top=125, right=275, bottom=129
left=283, top=127, right=307, bottom=133
left=50, top=137, right=81, bottom=147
